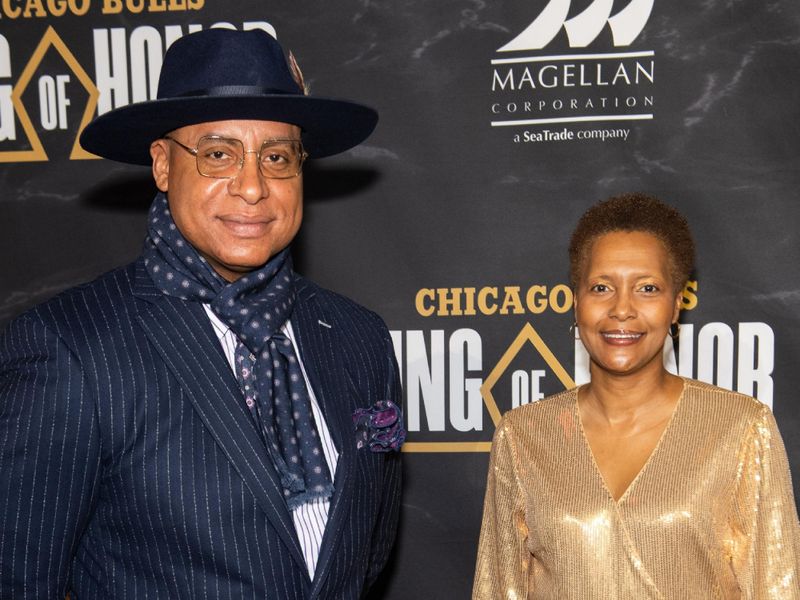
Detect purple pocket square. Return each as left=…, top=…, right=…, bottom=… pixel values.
left=353, top=400, right=406, bottom=452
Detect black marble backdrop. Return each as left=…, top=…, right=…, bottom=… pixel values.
left=1, top=2, right=798, bottom=598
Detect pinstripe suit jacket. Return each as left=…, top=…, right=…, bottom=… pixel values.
left=0, top=258, right=402, bottom=599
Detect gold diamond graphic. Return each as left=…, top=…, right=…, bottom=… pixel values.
left=480, top=322, right=575, bottom=425
left=0, top=26, right=99, bottom=163
left=403, top=323, right=574, bottom=453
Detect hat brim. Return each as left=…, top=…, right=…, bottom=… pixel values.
left=79, top=94, right=378, bottom=165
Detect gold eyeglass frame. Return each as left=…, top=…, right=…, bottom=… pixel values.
left=163, top=135, right=308, bottom=179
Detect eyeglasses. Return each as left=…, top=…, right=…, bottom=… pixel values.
left=163, top=135, right=308, bottom=179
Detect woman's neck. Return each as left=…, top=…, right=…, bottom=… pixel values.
left=581, top=362, right=683, bottom=424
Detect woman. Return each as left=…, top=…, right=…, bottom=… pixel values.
left=472, top=193, right=799, bottom=599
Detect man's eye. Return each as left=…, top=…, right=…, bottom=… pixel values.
left=640, top=284, right=659, bottom=293
left=264, top=153, right=288, bottom=164
left=202, top=147, right=237, bottom=162
left=590, top=284, right=608, bottom=293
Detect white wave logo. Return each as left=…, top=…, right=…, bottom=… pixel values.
left=499, top=0, right=654, bottom=52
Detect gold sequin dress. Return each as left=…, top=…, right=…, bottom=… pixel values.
left=472, top=379, right=800, bottom=599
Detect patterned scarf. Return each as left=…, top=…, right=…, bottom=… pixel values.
left=143, top=193, right=333, bottom=509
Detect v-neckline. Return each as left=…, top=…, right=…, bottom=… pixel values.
left=574, top=378, right=687, bottom=505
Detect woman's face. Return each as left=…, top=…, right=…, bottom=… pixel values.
left=574, top=231, right=682, bottom=377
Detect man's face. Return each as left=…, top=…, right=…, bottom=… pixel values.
left=150, top=119, right=304, bottom=282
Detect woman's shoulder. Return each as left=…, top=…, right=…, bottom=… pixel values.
left=679, top=378, right=772, bottom=437
left=681, top=377, right=767, bottom=415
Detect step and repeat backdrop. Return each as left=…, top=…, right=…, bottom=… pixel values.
left=1, top=1, right=798, bottom=597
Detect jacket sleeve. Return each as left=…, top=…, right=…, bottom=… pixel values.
left=730, top=404, right=800, bottom=599
left=472, top=417, right=531, bottom=600
left=0, top=313, right=102, bottom=599
left=364, top=330, right=403, bottom=592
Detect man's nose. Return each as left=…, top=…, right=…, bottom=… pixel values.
left=229, top=151, right=269, bottom=204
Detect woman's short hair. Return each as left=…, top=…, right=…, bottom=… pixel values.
left=568, top=193, right=695, bottom=291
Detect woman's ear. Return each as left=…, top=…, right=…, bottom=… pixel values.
left=672, top=289, right=682, bottom=323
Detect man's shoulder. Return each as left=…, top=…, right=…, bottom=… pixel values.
left=8, top=260, right=141, bottom=335
left=294, top=275, right=388, bottom=330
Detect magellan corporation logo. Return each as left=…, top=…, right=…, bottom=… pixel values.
left=491, top=0, right=656, bottom=144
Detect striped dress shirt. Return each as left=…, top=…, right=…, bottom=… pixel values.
left=203, top=305, right=339, bottom=579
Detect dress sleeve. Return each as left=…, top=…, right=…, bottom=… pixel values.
left=472, top=417, right=532, bottom=599
left=729, top=404, right=800, bottom=599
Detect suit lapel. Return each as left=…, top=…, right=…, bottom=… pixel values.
left=290, top=280, right=358, bottom=596
left=132, top=261, right=309, bottom=574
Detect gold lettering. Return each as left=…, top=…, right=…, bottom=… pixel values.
left=2, top=0, right=22, bottom=17
left=415, top=289, right=435, bottom=317
left=477, top=287, right=498, bottom=315
left=167, top=0, right=185, bottom=7
left=436, top=287, right=463, bottom=317
left=462, top=287, right=476, bottom=316
left=101, top=0, right=122, bottom=13
left=23, top=0, right=47, bottom=17
left=70, top=0, right=89, bottom=14
left=0, top=0, right=88, bottom=14
left=126, top=0, right=144, bottom=12
left=681, top=280, right=698, bottom=311
left=549, top=284, right=572, bottom=313
left=46, top=0, right=66, bottom=16
left=525, top=285, right=547, bottom=314
left=148, top=0, right=166, bottom=11
left=414, top=284, right=578, bottom=317
left=499, top=286, right=524, bottom=315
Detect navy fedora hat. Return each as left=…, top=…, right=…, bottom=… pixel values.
left=80, top=28, right=378, bottom=164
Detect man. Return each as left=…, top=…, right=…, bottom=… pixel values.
left=0, top=28, right=404, bottom=599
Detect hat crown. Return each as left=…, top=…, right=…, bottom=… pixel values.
left=157, top=29, right=301, bottom=99
left=80, top=28, right=378, bottom=164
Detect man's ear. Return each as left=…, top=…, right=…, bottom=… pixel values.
left=150, top=140, right=170, bottom=192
